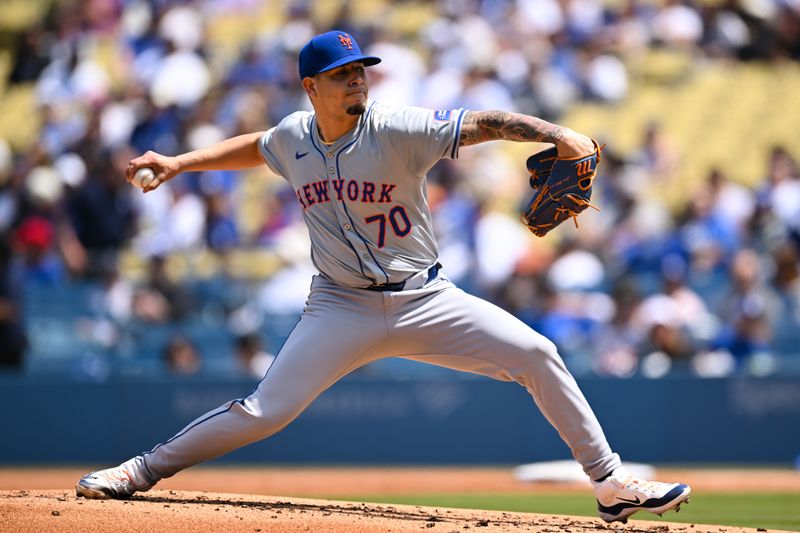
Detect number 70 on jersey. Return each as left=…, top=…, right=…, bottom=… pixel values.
left=365, top=206, right=412, bottom=248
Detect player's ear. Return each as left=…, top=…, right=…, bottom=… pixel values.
left=302, top=77, right=317, bottom=99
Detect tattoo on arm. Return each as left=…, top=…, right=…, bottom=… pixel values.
left=458, top=110, right=567, bottom=147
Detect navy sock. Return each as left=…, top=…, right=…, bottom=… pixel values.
left=593, top=471, right=613, bottom=483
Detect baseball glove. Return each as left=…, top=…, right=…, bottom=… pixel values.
left=520, top=141, right=603, bottom=237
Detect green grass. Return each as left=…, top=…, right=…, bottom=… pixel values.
left=336, top=492, right=800, bottom=531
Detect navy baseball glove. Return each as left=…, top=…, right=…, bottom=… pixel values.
left=520, top=141, right=603, bottom=237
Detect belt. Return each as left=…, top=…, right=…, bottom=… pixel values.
left=366, top=262, right=442, bottom=292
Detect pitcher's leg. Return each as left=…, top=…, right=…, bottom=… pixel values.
left=142, top=355, right=320, bottom=481
left=393, top=285, right=620, bottom=480
left=142, top=279, right=387, bottom=481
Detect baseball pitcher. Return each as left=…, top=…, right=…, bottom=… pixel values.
left=76, top=30, right=690, bottom=524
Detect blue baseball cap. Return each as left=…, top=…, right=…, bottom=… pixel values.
left=298, top=30, right=381, bottom=79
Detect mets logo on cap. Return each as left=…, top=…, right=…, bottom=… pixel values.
left=338, top=33, right=353, bottom=50
left=298, top=30, right=382, bottom=79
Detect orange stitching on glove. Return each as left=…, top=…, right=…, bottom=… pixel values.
left=524, top=183, right=550, bottom=216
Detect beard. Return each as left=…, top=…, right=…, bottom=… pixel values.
left=346, top=102, right=367, bottom=115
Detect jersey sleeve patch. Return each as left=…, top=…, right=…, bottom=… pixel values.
left=433, top=109, right=453, bottom=121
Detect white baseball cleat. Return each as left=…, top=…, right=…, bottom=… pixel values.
left=594, top=467, right=691, bottom=523
left=76, top=456, right=155, bottom=500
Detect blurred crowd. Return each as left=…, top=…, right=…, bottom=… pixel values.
left=1, top=0, right=799, bottom=378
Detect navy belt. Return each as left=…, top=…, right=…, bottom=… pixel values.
left=366, top=262, right=441, bottom=292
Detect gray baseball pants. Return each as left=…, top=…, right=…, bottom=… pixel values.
left=142, top=269, right=620, bottom=482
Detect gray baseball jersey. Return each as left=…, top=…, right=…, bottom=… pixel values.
left=137, top=101, right=621, bottom=485
left=258, top=101, right=462, bottom=287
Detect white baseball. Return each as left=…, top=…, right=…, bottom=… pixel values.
left=132, top=167, right=156, bottom=189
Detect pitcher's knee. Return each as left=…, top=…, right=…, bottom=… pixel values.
left=519, top=333, right=560, bottom=361
left=541, top=338, right=562, bottom=362
left=522, top=336, right=566, bottom=372
left=239, top=397, right=304, bottom=437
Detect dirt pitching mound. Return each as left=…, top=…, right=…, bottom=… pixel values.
left=0, top=490, right=785, bottom=533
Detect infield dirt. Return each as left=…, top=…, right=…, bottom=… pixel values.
left=0, top=489, right=789, bottom=533
left=1, top=468, right=798, bottom=532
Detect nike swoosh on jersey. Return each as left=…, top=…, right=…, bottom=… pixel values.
left=295, top=151, right=309, bottom=159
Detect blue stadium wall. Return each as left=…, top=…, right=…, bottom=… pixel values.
left=1, top=375, right=799, bottom=465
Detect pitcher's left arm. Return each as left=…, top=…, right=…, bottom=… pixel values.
left=458, top=110, right=593, bottom=158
